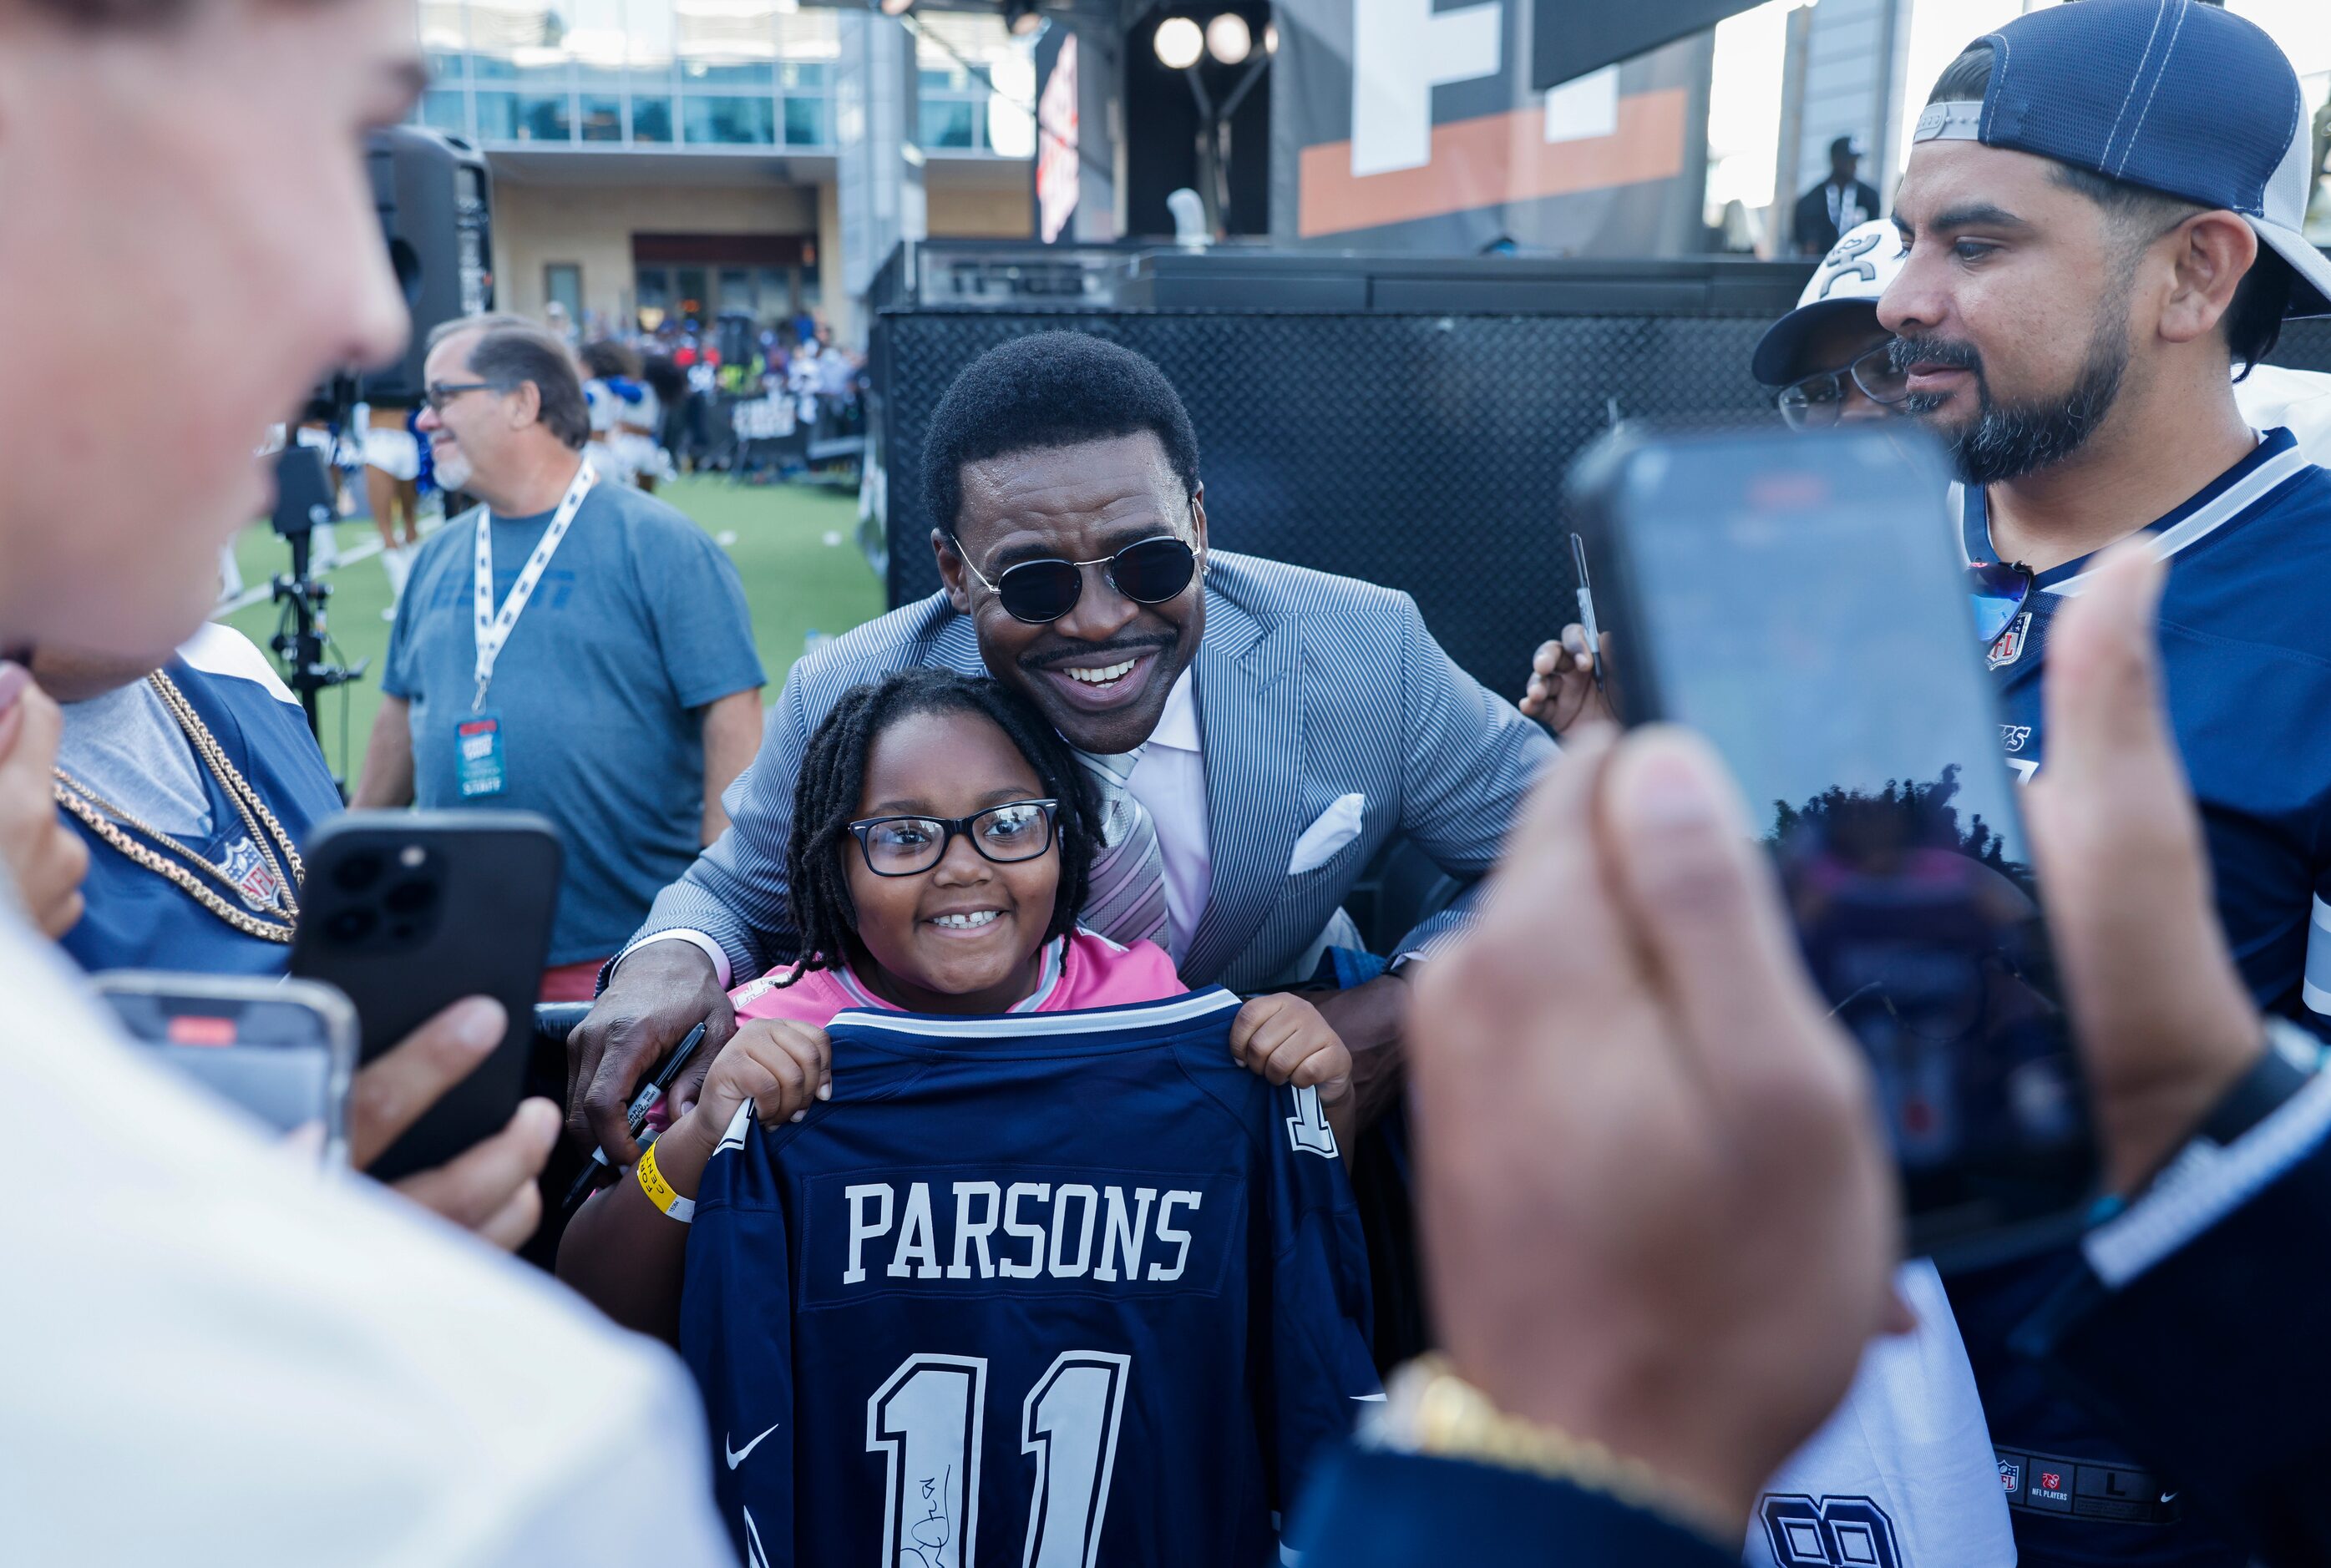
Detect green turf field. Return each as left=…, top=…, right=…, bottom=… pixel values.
left=218, top=478, right=884, bottom=787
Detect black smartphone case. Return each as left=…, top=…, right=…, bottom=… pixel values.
left=291, top=811, right=562, bottom=1182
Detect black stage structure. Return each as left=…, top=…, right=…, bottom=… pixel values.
left=867, top=242, right=2331, bottom=707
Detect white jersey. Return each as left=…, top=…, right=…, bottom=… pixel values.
left=0, top=898, right=732, bottom=1565
left=2233, top=363, right=2331, bottom=463
left=1746, top=1261, right=2015, bottom=1568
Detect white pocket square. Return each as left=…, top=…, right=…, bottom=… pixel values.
left=1288, top=793, right=1366, bottom=875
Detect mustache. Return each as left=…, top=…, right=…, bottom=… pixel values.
left=1021, top=635, right=1177, bottom=672
left=1891, top=336, right=1984, bottom=377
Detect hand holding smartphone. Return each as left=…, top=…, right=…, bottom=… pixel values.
left=291, top=812, right=562, bottom=1183
left=1568, top=423, right=2095, bottom=1267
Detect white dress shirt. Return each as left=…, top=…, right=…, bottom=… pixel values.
left=1123, top=668, right=1212, bottom=964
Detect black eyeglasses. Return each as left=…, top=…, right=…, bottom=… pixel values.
left=423, top=380, right=498, bottom=413
left=846, top=799, right=1061, bottom=877
left=1776, top=344, right=1913, bottom=430
left=1969, top=559, right=2035, bottom=646
left=951, top=535, right=1200, bottom=625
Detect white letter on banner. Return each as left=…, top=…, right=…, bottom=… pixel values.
left=1350, top=0, right=1503, bottom=178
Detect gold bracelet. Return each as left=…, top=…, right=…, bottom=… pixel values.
left=1374, top=1356, right=1735, bottom=1545
left=635, top=1138, right=695, bottom=1224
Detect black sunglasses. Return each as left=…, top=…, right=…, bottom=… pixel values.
left=1969, top=559, right=2035, bottom=647
left=846, top=799, right=1061, bottom=877
left=950, top=534, right=1200, bottom=625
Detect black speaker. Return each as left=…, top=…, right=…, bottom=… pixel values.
left=357, top=126, right=494, bottom=407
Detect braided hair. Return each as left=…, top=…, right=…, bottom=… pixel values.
left=774, top=669, right=1102, bottom=986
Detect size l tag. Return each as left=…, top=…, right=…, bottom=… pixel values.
left=1986, top=610, right=2033, bottom=670
left=455, top=711, right=508, bottom=798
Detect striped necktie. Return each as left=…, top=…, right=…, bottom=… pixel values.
left=1074, top=746, right=1171, bottom=951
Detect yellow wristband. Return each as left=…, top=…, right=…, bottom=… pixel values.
left=636, top=1138, right=695, bottom=1224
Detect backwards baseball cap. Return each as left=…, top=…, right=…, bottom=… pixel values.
left=1752, top=219, right=1905, bottom=386
left=1913, top=0, right=2331, bottom=320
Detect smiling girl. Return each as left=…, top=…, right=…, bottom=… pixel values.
left=557, top=668, right=1351, bottom=1335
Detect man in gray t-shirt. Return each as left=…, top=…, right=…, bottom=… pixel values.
left=357, top=315, right=764, bottom=991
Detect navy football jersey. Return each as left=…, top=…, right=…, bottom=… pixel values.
left=678, top=989, right=1381, bottom=1568
left=1950, top=427, right=2331, bottom=1568
left=1968, top=427, right=2331, bottom=1028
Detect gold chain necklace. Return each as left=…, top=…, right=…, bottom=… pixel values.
left=52, top=671, right=307, bottom=944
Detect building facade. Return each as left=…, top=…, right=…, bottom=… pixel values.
left=413, top=0, right=1035, bottom=342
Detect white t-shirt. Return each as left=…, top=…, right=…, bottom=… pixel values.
left=1746, top=1260, right=2015, bottom=1567
left=0, top=902, right=732, bottom=1566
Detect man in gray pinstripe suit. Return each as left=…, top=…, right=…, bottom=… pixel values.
left=567, top=332, right=1553, bottom=1162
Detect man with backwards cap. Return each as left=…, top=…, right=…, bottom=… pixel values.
left=1884, top=6, right=2331, bottom=1567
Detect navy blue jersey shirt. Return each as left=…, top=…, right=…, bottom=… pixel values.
left=1948, top=426, right=2331, bottom=1568
left=58, top=631, right=343, bottom=977
left=678, top=989, right=1381, bottom=1568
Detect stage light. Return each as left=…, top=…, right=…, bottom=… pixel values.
left=1262, top=20, right=1278, bottom=53
left=1204, top=13, right=1250, bottom=64
left=1153, top=15, right=1203, bottom=69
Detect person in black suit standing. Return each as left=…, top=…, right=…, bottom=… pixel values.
left=1793, top=135, right=1883, bottom=256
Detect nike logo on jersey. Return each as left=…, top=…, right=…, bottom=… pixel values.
left=726, top=1422, right=780, bottom=1469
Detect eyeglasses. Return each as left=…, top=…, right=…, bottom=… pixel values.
left=846, top=799, right=1061, bottom=877
left=423, top=381, right=498, bottom=413
left=1776, top=344, right=1913, bottom=430
left=950, top=534, right=1200, bottom=625
left=1969, top=559, right=2035, bottom=646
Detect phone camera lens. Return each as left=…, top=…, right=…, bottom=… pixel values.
left=334, top=852, right=384, bottom=894
left=384, top=879, right=438, bottom=918
left=325, top=907, right=378, bottom=944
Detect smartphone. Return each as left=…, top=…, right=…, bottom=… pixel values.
left=291, top=812, right=562, bottom=1182
left=95, top=972, right=357, bottom=1165
left=1570, top=422, right=2095, bottom=1267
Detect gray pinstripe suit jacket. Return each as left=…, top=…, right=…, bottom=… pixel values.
left=631, top=551, right=1555, bottom=991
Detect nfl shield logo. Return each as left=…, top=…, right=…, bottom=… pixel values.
left=222, top=837, right=281, bottom=908
left=1999, top=1459, right=2022, bottom=1493
left=1987, top=611, right=2032, bottom=670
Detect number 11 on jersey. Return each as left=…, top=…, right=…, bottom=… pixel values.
left=869, top=1349, right=1132, bottom=1568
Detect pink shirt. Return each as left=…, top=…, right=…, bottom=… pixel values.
left=728, top=930, right=1185, bottom=1027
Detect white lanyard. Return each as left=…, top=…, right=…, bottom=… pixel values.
left=472, top=461, right=594, bottom=710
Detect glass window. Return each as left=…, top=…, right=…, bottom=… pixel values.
left=755, top=266, right=793, bottom=321
left=421, top=89, right=469, bottom=134
left=474, top=91, right=521, bottom=139
left=717, top=267, right=755, bottom=316
left=782, top=94, right=825, bottom=146
left=427, top=50, right=466, bottom=81
left=545, top=263, right=583, bottom=320
left=920, top=99, right=975, bottom=149
left=636, top=267, right=671, bottom=331
left=580, top=93, right=622, bottom=140
left=675, top=267, right=709, bottom=328
left=683, top=59, right=773, bottom=87
left=470, top=53, right=519, bottom=79
left=780, top=62, right=827, bottom=89
left=518, top=92, right=573, bottom=141
left=631, top=95, right=674, bottom=141
left=683, top=95, right=774, bottom=144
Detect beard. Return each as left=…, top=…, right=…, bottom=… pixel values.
left=1894, top=301, right=2131, bottom=486
left=431, top=443, right=472, bottom=494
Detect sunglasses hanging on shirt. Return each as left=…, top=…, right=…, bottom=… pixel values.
left=1968, top=559, right=2035, bottom=647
